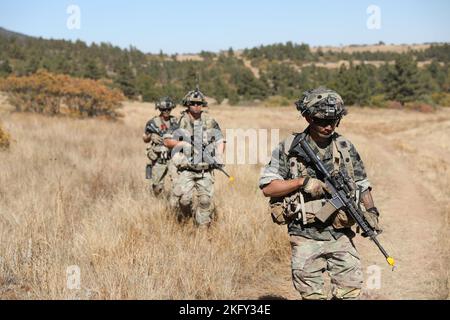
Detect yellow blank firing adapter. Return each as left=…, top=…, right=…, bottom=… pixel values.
left=387, top=257, right=396, bottom=270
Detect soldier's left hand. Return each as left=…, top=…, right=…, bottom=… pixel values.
left=363, top=207, right=382, bottom=234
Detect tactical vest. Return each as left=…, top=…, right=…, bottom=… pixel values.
left=151, top=116, right=179, bottom=136
left=147, top=116, right=178, bottom=163
left=175, top=112, right=222, bottom=171
left=277, top=132, right=357, bottom=228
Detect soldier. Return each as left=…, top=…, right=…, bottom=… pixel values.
left=259, top=87, right=382, bottom=300
left=143, top=97, right=179, bottom=196
left=164, top=88, right=225, bottom=227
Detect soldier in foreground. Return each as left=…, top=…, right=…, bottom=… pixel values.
left=259, top=87, right=383, bottom=300
left=143, top=97, right=179, bottom=196
left=164, top=88, right=225, bottom=227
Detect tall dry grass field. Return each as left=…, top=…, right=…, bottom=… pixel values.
left=0, top=99, right=449, bottom=299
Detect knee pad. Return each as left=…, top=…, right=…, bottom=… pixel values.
left=198, top=195, right=211, bottom=210
left=180, top=195, right=193, bottom=208
left=152, top=184, right=163, bottom=195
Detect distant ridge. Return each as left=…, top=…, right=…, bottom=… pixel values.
left=0, top=27, right=31, bottom=40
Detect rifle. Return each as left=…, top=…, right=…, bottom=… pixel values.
left=183, top=136, right=234, bottom=182
left=145, top=120, right=162, bottom=136
left=210, top=163, right=235, bottom=183
left=298, top=136, right=395, bottom=269
left=188, top=122, right=234, bottom=182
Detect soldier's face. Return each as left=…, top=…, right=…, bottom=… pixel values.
left=307, top=117, right=338, bottom=138
left=188, top=103, right=203, bottom=115
left=161, top=109, right=171, bottom=118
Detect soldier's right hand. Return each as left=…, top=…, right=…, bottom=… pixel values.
left=143, top=133, right=152, bottom=143
left=174, top=141, right=193, bottom=154
left=302, top=177, right=328, bottom=198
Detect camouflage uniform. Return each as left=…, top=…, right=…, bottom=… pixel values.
left=145, top=115, right=179, bottom=195
left=166, top=111, right=224, bottom=225
left=259, top=88, right=372, bottom=300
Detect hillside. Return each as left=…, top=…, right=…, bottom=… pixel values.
left=0, top=27, right=449, bottom=107
left=0, top=27, right=30, bottom=40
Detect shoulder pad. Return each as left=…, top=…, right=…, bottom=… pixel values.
left=152, top=117, right=162, bottom=125
left=282, top=134, right=297, bottom=156
left=203, top=114, right=217, bottom=128
left=178, top=114, right=187, bottom=125
left=333, top=133, right=351, bottom=150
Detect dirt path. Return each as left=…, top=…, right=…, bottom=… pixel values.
left=353, top=133, right=447, bottom=299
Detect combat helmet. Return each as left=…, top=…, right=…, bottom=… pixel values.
left=181, top=87, right=208, bottom=107
left=295, top=87, right=347, bottom=119
left=155, top=97, right=176, bottom=111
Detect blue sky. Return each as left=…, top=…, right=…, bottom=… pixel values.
left=1, top=0, right=449, bottom=54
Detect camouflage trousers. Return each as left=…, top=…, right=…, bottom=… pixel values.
left=169, top=170, right=215, bottom=226
left=290, top=234, right=363, bottom=300
left=149, top=161, right=178, bottom=196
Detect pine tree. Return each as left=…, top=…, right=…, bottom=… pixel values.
left=385, top=54, right=426, bottom=104
left=211, top=77, right=227, bottom=104
left=83, top=59, right=103, bottom=80
left=114, top=57, right=137, bottom=98
left=25, top=57, right=41, bottom=75
left=0, top=59, right=12, bottom=77
left=183, top=64, right=198, bottom=92
left=136, top=74, right=161, bottom=102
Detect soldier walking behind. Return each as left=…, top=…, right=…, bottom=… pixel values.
left=143, top=97, right=179, bottom=196
left=164, top=88, right=225, bottom=228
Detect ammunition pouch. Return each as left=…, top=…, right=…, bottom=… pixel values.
left=147, top=144, right=170, bottom=163
left=269, top=202, right=286, bottom=225
left=269, top=194, right=299, bottom=225
left=270, top=193, right=356, bottom=229
left=332, top=210, right=356, bottom=229
left=146, top=146, right=158, bottom=161
left=270, top=193, right=317, bottom=226
left=306, top=198, right=356, bottom=229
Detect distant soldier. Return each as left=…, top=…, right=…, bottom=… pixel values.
left=143, top=97, right=179, bottom=196
left=259, top=87, right=382, bottom=300
left=164, top=88, right=225, bottom=227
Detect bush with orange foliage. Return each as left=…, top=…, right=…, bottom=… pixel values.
left=0, top=70, right=125, bottom=118
left=0, top=123, right=10, bottom=150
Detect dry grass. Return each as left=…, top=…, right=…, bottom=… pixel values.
left=0, top=101, right=449, bottom=300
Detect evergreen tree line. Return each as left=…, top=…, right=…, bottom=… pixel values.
left=244, top=42, right=450, bottom=63
left=0, top=33, right=449, bottom=106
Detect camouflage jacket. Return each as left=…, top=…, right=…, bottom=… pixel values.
left=145, top=116, right=179, bottom=162
left=259, top=127, right=371, bottom=241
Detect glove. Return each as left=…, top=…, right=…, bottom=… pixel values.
left=362, top=207, right=382, bottom=236
left=150, top=134, right=163, bottom=144
left=302, top=177, right=328, bottom=198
